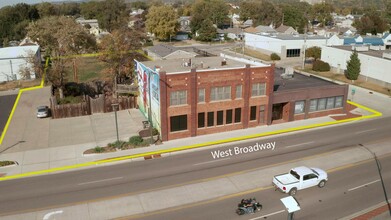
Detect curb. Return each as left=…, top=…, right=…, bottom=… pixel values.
left=339, top=200, right=391, bottom=220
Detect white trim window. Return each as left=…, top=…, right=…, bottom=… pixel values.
left=210, top=86, right=231, bottom=101
left=198, top=88, right=205, bottom=103
left=170, top=90, right=187, bottom=106
left=252, top=83, right=266, bottom=97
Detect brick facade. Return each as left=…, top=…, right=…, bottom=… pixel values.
left=159, top=64, right=275, bottom=141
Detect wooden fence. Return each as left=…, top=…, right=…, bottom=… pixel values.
left=50, top=95, right=138, bottom=119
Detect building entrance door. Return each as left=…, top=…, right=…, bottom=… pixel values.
left=272, top=103, right=283, bottom=121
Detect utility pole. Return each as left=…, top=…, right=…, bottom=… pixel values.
left=360, top=144, right=391, bottom=217
left=302, top=27, right=307, bottom=70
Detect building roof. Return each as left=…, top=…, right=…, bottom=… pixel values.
left=331, top=45, right=388, bottom=59
left=217, top=27, right=243, bottom=34
left=362, top=37, right=384, bottom=46
left=255, top=33, right=328, bottom=40
left=244, top=27, right=258, bottom=34
left=273, top=67, right=336, bottom=92
left=140, top=56, right=269, bottom=74
left=255, top=25, right=277, bottom=33
left=275, top=25, right=294, bottom=33
left=0, top=45, right=40, bottom=59
left=146, top=44, right=179, bottom=58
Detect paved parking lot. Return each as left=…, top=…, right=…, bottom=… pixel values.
left=0, top=86, right=146, bottom=154
left=0, top=92, right=17, bottom=139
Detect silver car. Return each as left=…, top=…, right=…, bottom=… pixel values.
left=36, top=106, right=49, bottom=118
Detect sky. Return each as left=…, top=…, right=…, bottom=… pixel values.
left=0, top=0, right=83, bottom=9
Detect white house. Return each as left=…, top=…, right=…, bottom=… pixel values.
left=0, top=45, right=41, bottom=82
left=321, top=45, right=391, bottom=88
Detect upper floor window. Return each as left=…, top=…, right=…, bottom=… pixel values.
left=251, top=83, right=266, bottom=97
left=198, top=88, right=205, bottom=103
left=170, top=90, right=187, bottom=106
left=236, top=85, right=242, bottom=99
left=210, top=86, right=231, bottom=101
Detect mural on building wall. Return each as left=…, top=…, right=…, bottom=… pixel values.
left=135, top=60, right=161, bottom=133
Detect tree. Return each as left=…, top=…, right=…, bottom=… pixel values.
left=239, top=0, right=282, bottom=27
left=131, top=1, right=148, bottom=10
left=190, top=0, right=229, bottom=34
left=345, top=50, right=361, bottom=81
left=146, top=5, right=178, bottom=41
left=36, top=2, right=57, bottom=17
left=27, top=16, right=97, bottom=98
left=98, top=27, right=145, bottom=87
left=353, top=12, right=388, bottom=35
left=306, top=46, right=321, bottom=61
left=312, top=3, right=334, bottom=27
left=281, top=2, right=312, bottom=33
left=196, top=19, right=217, bottom=41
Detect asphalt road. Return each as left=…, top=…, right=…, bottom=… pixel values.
left=0, top=116, right=390, bottom=215
left=0, top=94, right=17, bottom=139
left=131, top=154, right=391, bottom=220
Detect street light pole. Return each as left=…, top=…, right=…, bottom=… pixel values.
left=360, top=144, right=391, bottom=216
left=112, top=103, right=119, bottom=142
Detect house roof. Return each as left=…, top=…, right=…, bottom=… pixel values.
left=146, top=44, right=180, bottom=58
left=255, top=25, right=277, bottom=33
left=382, top=33, right=390, bottom=39
left=244, top=27, right=258, bottom=34
left=0, top=45, right=40, bottom=59
left=275, top=25, right=293, bottom=33
left=343, top=36, right=384, bottom=46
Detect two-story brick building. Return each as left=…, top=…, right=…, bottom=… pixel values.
left=135, top=55, right=348, bottom=141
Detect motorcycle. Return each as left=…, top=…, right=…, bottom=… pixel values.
left=236, top=198, right=263, bottom=215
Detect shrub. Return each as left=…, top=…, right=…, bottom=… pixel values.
left=129, top=136, right=144, bottom=145
left=94, top=146, right=104, bottom=153
left=0, top=161, right=15, bottom=167
left=152, top=128, right=159, bottom=136
left=270, top=53, right=281, bottom=61
left=108, top=140, right=125, bottom=149
left=57, top=96, right=83, bottom=104
left=312, top=60, right=330, bottom=72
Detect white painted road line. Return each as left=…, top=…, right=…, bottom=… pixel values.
left=193, top=158, right=230, bottom=166
left=78, top=177, right=124, bottom=186
left=355, top=128, right=377, bottom=134
left=348, top=179, right=380, bottom=192
left=43, top=210, right=63, bottom=220
left=285, top=141, right=315, bottom=148
left=249, top=209, right=285, bottom=220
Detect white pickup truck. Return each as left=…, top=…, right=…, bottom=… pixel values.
left=272, top=166, right=328, bottom=195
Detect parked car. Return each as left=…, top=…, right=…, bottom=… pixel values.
left=36, top=106, right=50, bottom=118
left=272, top=166, right=328, bottom=195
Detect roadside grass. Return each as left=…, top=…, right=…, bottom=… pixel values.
left=0, top=79, right=41, bottom=91
left=231, top=47, right=272, bottom=61
left=0, top=161, right=16, bottom=167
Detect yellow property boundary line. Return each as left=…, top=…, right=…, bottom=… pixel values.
left=0, top=57, right=383, bottom=181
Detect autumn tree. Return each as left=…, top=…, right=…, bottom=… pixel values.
left=311, top=3, right=334, bottom=27
left=353, top=12, right=388, bottom=35
left=27, top=16, right=96, bottom=98
left=98, top=27, right=145, bottom=87
left=345, top=50, right=361, bottom=81
left=190, top=0, right=229, bottom=34
left=281, top=2, right=312, bottom=33
left=239, top=0, right=282, bottom=27
left=36, top=2, right=57, bottom=17
left=146, top=5, right=178, bottom=41
left=305, top=46, right=321, bottom=61
left=196, top=19, right=217, bottom=41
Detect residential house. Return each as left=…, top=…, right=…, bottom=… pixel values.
left=145, top=44, right=197, bottom=60
left=217, top=27, right=244, bottom=40
left=275, top=25, right=297, bottom=35
left=0, top=45, right=41, bottom=82
left=175, top=16, right=191, bottom=40
left=254, top=25, right=278, bottom=35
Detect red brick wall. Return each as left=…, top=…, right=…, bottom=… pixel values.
left=161, top=65, right=274, bottom=141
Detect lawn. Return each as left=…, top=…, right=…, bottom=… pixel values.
left=64, top=56, right=109, bottom=83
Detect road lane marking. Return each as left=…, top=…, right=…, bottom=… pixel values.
left=43, top=210, right=63, bottom=220
left=78, top=177, right=124, bottom=186
left=355, top=128, right=377, bottom=134
left=193, top=158, right=230, bottom=166
left=348, top=179, right=380, bottom=191
left=249, top=209, right=285, bottom=220
left=285, top=141, right=315, bottom=148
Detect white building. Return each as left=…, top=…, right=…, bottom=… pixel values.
left=0, top=45, right=41, bottom=82
left=321, top=45, right=391, bottom=88
left=245, top=32, right=329, bottom=59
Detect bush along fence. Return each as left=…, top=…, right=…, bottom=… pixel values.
left=50, top=95, right=138, bottom=119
